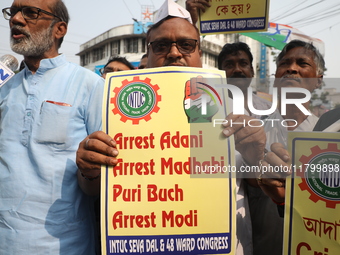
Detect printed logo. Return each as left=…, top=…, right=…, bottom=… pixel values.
left=0, top=62, right=15, bottom=88
left=184, top=76, right=222, bottom=123
left=297, top=143, right=340, bottom=208
left=111, top=76, right=161, bottom=124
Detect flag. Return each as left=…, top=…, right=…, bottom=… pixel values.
left=241, top=22, right=325, bottom=56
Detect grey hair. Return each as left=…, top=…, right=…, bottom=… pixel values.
left=49, top=0, right=70, bottom=48
left=51, top=0, right=70, bottom=24
left=276, top=40, right=325, bottom=75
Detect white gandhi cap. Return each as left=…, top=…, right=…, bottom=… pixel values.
left=154, top=0, right=193, bottom=24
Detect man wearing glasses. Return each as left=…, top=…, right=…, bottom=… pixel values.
left=145, top=18, right=202, bottom=68
left=76, top=1, right=259, bottom=254
left=0, top=1, right=107, bottom=254
left=77, top=2, right=204, bottom=194
left=100, top=56, right=135, bottom=79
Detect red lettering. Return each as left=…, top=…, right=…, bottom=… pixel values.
left=161, top=157, right=191, bottom=175
left=114, top=133, right=155, bottom=150
left=160, top=131, right=203, bottom=150
left=162, top=210, right=198, bottom=227
left=112, top=211, right=156, bottom=229
left=113, top=184, right=141, bottom=202
left=147, top=184, right=184, bottom=201
left=113, top=159, right=155, bottom=177
left=296, top=242, right=311, bottom=255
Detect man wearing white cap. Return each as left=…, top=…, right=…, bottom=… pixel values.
left=77, top=2, right=203, bottom=188
left=146, top=0, right=202, bottom=68
left=77, top=1, right=255, bottom=254
left=148, top=2, right=254, bottom=255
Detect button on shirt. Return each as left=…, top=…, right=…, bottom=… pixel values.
left=0, top=55, right=104, bottom=254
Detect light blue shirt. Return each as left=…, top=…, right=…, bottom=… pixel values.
left=0, top=55, right=104, bottom=254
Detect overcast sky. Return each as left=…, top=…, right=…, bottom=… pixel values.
left=1, top=0, right=339, bottom=78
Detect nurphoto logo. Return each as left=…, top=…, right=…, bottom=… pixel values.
left=197, top=81, right=312, bottom=128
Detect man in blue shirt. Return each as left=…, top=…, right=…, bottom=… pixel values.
left=0, top=0, right=118, bottom=254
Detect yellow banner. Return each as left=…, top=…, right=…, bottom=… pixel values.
left=284, top=132, right=340, bottom=254
left=198, top=0, right=270, bottom=35
left=101, top=67, right=236, bottom=255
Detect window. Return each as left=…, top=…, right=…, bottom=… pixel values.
left=125, top=38, right=138, bottom=53
left=209, top=53, right=218, bottom=68
left=141, top=38, right=146, bottom=53
left=111, top=40, right=120, bottom=56
left=80, top=52, right=90, bottom=66
left=92, top=46, right=105, bottom=62
left=203, top=52, right=218, bottom=68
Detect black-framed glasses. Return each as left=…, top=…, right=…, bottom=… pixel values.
left=148, top=39, right=198, bottom=55
left=99, top=67, right=125, bottom=75
left=99, top=67, right=111, bottom=75
left=2, top=6, right=63, bottom=21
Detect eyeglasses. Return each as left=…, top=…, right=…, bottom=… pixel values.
left=2, top=6, right=62, bottom=21
left=99, top=68, right=109, bottom=75
left=148, top=39, right=198, bottom=55
left=99, top=67, right=126, bottom=75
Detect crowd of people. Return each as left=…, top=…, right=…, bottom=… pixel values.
left=0, top=0, right=338, bottom=254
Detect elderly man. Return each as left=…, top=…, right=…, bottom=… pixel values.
left=223, top=40, right=325, bottom=255
left=0, top=0, right=109, bottom=254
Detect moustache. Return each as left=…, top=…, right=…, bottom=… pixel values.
left=11, top=25, right=30, bottom=38
left=163, top=60, right=186, bottom=67
left=279, top=74, right=301, bottom=83
left=229, top=74, right=247, bottom=79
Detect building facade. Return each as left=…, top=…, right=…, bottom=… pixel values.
left=77, top=1, right=270, bottom=93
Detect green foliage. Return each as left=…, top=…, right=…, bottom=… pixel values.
left=311, top=91, right=329, bottom=107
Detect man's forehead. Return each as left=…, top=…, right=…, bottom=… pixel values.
left=148, top=18, right=198, bottom=40
left=12, top=0, right=51, bottom=9
left=223, top=50, right=250, bottom=62
left=225, top=51, right=249, bottom=60
left=281, top=48, right=315, bottom=61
